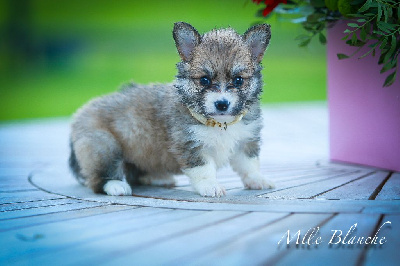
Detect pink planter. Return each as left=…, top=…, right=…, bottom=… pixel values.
left=327, top=21, right=400, bottom=172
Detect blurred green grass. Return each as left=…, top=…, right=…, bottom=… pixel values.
left=0, top=0, right=326, bottom=121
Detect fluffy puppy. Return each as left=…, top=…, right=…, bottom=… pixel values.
left=69, top=22, right=275, bottom=197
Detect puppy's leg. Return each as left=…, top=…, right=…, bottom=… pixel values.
left=72, top=130, right=132, bottom=196
left=183, top=159, right=226, bottom=197
left=230, top=143, right=275, bottom=190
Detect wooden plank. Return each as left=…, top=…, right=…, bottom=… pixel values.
left=141, top=170, right=359, bottom=199
left=261, top=170, right=373, bottom=199
left=0, top=175, right=35, bottom=191
left=0, top=198, right=77, bottom=212
left=225, top=170, right=358, bottom=196
left=0, top=184, right=39, bottom=193
left=0, top=168, right=34, bottom=177
left=0, top=190, right=63, bottom=204
left=0, top=208, right=208, bottom=265
left=0, top=200, right=105, bottom=220
left=375, top=173, right=400, bottom=200
left=173, top=167, right=340, bottom=188
left=211, top=168, right=349, bottom=191
left=0, top=205, right=136, bottom=232
left=102, top=212, right=289, bottom=265
left=263, top=168, right=346, bottom=181
left=362, top=202, right=400, bottom=214
left=0, top=188, right=38, bottom=193
left=27, top=210, right=248, bottom=265
left=364, top=214, right=400, bottom=265
left=274, top=213, right=381, bottom=265
left=315, top=171, right=389, bottom=200
left=179, top=213, right=332, bottom=266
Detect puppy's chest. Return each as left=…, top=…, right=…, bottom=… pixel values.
left=189, top=122, right=256, bottom=167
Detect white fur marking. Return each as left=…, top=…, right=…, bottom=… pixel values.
left=204, top=91, right=238, bottom=114
left=189, top=121, right=258, bottom=168
left=103, top=180, right=132, bottom=196
left=183, top=161, right=226, bottom=197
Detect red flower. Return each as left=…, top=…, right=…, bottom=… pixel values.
left=252, top=0, right=287, bottom=17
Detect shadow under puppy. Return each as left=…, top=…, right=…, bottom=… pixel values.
left=69, top=22, right=275, bottom=197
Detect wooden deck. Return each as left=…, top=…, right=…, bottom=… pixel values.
left=1, top=102, right=399, bottom=265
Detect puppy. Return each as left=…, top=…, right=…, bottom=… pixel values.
left=69, top=22, right=275, bottom=197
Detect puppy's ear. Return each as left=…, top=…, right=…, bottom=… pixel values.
left=173, top=22, right=201, bottom=62
left=243, top=24, right=271, bottom=63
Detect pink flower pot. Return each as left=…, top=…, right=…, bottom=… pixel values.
left=327, top=21, right=400, bottom=172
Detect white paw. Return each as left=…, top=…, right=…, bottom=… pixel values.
left=103, top=180, right=132, bottom=196
left=192, top=180, right=226, bottom=197
left=243, top=176, right=275, bottom=190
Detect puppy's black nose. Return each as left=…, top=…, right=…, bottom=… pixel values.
left=215, top=100, right=230, bottom=112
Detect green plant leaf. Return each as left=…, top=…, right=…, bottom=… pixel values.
left=319, top=32, right=327, bottom=44
left=380, top=37, right=388, bottom=50
left=337, top=53, right=350, bottom=59
left=382, top=5, right=389, bottom=22
left=377, top=4, right=382, bottom=22
left=358, top=0, right=372, bottom=13
left=377, top=21, right=396, bottom=34
left=368, top=42, right=379, bottom=49
left=384, top=36, right=397, bottom=63
left=380, top=59, right=396, bottom=74
left=299, top=38, right=311, bottom=47
left=307, top=13, right=324, bottom=23
left=398, top=4, right=400, bottom=20
left=351, top=33, right=358, bottom=45
left=373, top=30, right=387, bottom=36
left=378, top=52, right=386, bottom=65
left=295, top=34, right=311, bottom=41
left=360, top=27, right=367, bottom=41
left=347, top=23, right=359, bottom=28
left=342, top=34, right=351, bottom=41
left=359, top=46, right=377, bottom=59
left=383, top=71, right=396, bottom=87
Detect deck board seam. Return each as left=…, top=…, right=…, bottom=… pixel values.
left=308, top=171, right=376, bottom=199
left=355, top=214, right=385, bottom=266
left=0, top=200, right=85, bottom=213
left=368, top=172, right=393, bottom=200
left=258, top=170, right=361, bottom=197
left=0, top=197, right=67, bottom=206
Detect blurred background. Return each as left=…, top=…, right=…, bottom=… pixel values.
left=0, top=0, right=326, bottom=121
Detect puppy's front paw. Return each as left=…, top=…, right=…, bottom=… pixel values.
left=103, top=180, right=132, bottom=196
left=192, top=180, right=226, bottom=197
left=243, top=176, right=275, bottom=190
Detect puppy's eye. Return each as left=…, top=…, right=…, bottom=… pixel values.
left=233, top=77, right=244, bottom=87
left=200, top=77, right=211, bottom=87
